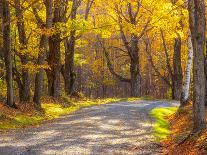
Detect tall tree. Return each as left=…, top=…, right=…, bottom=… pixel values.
left=172, top=34, right=183, bottom=100
left=63, top=0, right=81, bottom=95
left=33, top=0, right=53, bottom=107
left=63, top=0, right=93, bottom=95
left=188, top=0, right=206, bottom=131
left=47, top=0, right=64, bottom=97
left=15, top=0, right=31, bottom=102
left=170, top=0, right=183, bottom=101
left=181, top=31, right=193, bottom=105
left=2, top=0, right=15, bottom=107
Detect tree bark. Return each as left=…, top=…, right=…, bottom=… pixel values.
left=181, top=31, right=193, bottom=105
left=2, top=0, right=15, bottom=107
left=172, top=35, right=183, bottom=100
left=188, top=0, right=206, bottom=131
left=47, top=1, right=63, bottom=98
left=130, top=34, right=141, bottom=97
left=33, top=0, right=53, bottom=106
left=33, top=36, right=47, bottom=106
left=64, top=33, right=76, bottom=95
left=15, top=0, right=31, bottom=102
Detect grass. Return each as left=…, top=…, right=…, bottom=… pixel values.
left=0, top=97, right=141, bottom=130
left=150, top=107, right=178, bottom=141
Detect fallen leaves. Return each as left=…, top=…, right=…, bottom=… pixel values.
left=162, top=103, right=207, bottom=155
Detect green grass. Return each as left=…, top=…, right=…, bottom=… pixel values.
left=0, top=97, right=141, bottom=130
left=150, top=107, right=178, bottom=141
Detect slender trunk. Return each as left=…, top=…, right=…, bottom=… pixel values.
left=2, top=0, right=15, bottom=107
left=64, top=0, right=81, bottom=95
left=181, top=32, right=193, bottom=105
left=189, top=0, right=206, bottom=131
left=172, top=36, right=183, bottom=100
left=33, top=36, right=47, bottom=106
left=34, top=0, right=53, bottom=105
left=15, top=0, right=30, bottom=102
left=64, top=32, right=76, bottom=95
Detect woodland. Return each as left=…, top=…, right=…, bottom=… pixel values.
left=0, top=0, right=207, bottom=154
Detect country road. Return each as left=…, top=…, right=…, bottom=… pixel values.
left=0, top=100, right=179, bottom=155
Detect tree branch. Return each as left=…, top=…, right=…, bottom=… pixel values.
left=99, top=39, right=131, bottom=83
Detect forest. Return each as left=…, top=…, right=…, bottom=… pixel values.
left=0, top=0, right=207, bottom=154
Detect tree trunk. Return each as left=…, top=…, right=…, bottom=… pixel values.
left=33, top=0, right=53, bottom=105
left=130, top=34, right=141, bottom=97
left=64, top=33, right=76, bottom=95
left=172, top=36, right=183, bottom=100
left=64, top=0, right=83, bottom=95
left=2, top=0, right=15, bottom=107
left=33, top=36, right=47, bottom=106
left=189, top=0, right=206, bottom=131
left=48, top=34, right=61, bottom=97
left=181, top=32, right=193, bottom=105
left=47, top=2, right=63, bottom=98
left=15, top=0, right=31, bottom=102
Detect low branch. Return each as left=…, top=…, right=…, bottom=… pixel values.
left=99, top=39, right=131, bottom=83
left=145, top=39, right=172, bottom=87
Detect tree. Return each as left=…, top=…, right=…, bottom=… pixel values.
left=188, top=0, right=206, bottom=131
left=1, top=0, right=15, bottom=107
left=14, top=0, right=31, bottom=102
left=63, top=0, right=82, bottom=95
left=181, top=31, right=193, bottom=105
left=47, top=0, right=65, bottom=98
left=63, top=0, right=94, bottom=95
left=32, top=0, right=53, bottom=107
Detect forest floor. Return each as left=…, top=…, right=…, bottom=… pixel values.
left=162, top=103, right=207, bottom=154
left=0, top=100, right=178, bottom=155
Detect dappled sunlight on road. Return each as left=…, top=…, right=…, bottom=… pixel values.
left=0, top=100, right=178, bottom=155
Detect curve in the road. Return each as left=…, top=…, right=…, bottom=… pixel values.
left=0, top=100, right=179, bottom=155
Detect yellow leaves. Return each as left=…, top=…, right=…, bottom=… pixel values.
left=22, top=62, right=50, bottom=74
left=103, top=79, right=116, bottom=86
left=41, top=28, right=55, bottom=37
left=90, top=58, right=103, bottom=76
left=74, top=53, right=87, bottom=66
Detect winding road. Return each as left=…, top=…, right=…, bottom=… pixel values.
left=0, top=100, right=178, bottom=155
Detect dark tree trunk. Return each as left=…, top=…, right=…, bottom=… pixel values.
left=15, top=0, right=31, bottom=102
left=47, top=1, right=63, bottom=98
left=48, top=34, right=61, bottom=97
left=205, top=40, right=207, bottom=106
left=172, top=36, right=183, bottom=100
left=189, top=0, right=206, bottom=131
left=130, top=34, right=141, bottom=97
left=64, top=0, right=82, bottom=95
left=64, top=33, right=76, bottom=95
left=33, top=0, right=53, bottom=106
left=33, top=36, right=47, bottom=106
left=2, top=0, right=15, bottom=107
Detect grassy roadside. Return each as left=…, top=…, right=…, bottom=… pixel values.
left=0, top=97, right=140, bottom=131
left=150, top=107, right=178, bottom=141
left=151, top=104, right=207, bottom=154
left=161, top=104, right=207, bottom=154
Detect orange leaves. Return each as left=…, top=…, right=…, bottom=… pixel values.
left=162, top=103, right=207, bottom=154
